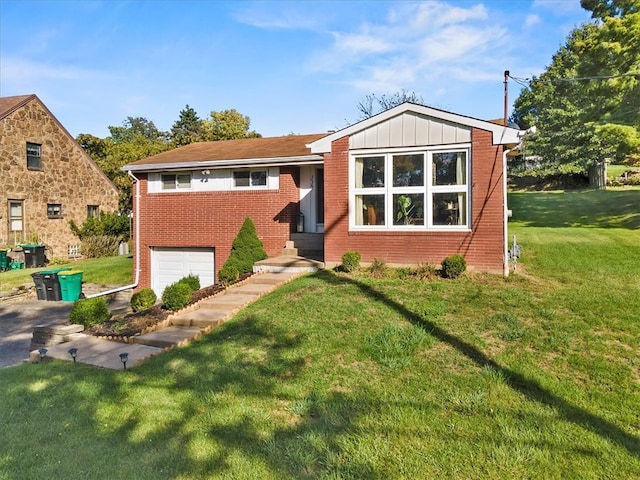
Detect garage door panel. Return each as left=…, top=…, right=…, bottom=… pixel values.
left=152, top=247, right=214, bottom=296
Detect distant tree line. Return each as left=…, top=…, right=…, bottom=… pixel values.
left=77, top=107, right=261, bottom=211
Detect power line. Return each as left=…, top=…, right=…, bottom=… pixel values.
left=508, top=72, right=640, bottom=86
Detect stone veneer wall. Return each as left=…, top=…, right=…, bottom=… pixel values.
left=0, top=97, right=119, bottom=259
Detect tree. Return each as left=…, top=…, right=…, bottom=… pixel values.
left=201, top=109, right=261, bottom=141
left=581, top=0, right=639, bottom=19
left=356, top=89, right=426, bottom=120
left=511, top=6, right=640, bottom=172
left=170, top=104, right=203, bottom=146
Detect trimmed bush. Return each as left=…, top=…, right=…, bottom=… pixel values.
left=69, top=297, right=112, bottom=328
left=441, top=254, right=467, bottom=279
left=162, top=282, right=192, bottom=311
left=221, top=217, right=267, bottom=275
left=178, top=274, right=200, bottom=292
left=130, top=288, right=157, bottom=312
left=341, top=251, right=361, bottom=273
left=218, top=264, right=239, bottom=286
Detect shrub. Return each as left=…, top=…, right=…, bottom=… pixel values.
left=130, top=288, right=157, bottom=312
left=162, top=282, right=192, bottom=311
left=441, top=254, right=467, bottom=279
left=368, top=258, right=387, bottom=278
left=341, top=251, right=361, bottom=273
left=69, top=297, right=112, bottom=328
left=221, top=217, right=267, bottom=275
left=178, top=274, right=200, bottom=292
left=218, top=265, right=239, bottom=286
left=80, top=235, right=122, bottom=258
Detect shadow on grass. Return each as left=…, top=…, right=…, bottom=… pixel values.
left=3, top=268, right=638, bottom=478
left=328, top=270, right=640, bottom=458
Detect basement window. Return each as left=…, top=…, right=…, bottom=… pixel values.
left=47, top=203, right=62, bottom=218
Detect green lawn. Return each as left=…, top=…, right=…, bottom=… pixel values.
left=1, top=189, right=639, bottom=479
left=0, top=255, right=133, bottom=291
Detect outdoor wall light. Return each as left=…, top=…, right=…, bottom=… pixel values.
left=68, top=347, right=78, bottom=363
left=38, top=348, right=48, bottom=362
left=119, top=352, right=129, bottom=370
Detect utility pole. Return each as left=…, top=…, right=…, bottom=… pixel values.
left=503, top=70, right=510, bottom=126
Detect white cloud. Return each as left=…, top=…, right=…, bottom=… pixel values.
left=232, top=4, right=322, bottom=30
left=524, top=14, right=541, bottom=29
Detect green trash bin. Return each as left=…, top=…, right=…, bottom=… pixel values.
left=39, top=267, right=73, bottom=301
left=0, top=250, right=8, bottom=271
left=58, top=270, right=83, bottom=302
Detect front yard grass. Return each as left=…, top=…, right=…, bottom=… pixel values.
left=0, top=255, right=133, bottom=291
left=0, top=188, right=638, bottom=479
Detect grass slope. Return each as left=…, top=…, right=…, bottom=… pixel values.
left=0, top=189, right=639, bottom=479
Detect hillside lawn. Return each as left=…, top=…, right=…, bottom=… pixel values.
left=0, top=188, right=638, bottom=479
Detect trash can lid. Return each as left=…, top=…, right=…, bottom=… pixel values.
left=39, top=267, right=73, bottom=274
left=59, top=270, right=83, bottom=276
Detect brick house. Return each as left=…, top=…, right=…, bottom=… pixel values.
left=0, top=94, right=119, bottom=260
left=123, top=103, right=523, bottom=295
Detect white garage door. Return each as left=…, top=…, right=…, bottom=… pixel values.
left=152, top=247, right=215, bottom=297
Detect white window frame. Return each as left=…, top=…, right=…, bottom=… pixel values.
left=349, top=145, right=471, bottom=232
left=161, top=172, right=192, bottom=191
left=232, top=169, right=268, bottom=190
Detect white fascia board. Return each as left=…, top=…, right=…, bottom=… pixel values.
left=122, top=155, right=324, bottom=173
left=307, top=102, right=524, bottom=153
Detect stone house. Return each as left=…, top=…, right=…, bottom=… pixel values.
left=123, top=102, right=524, bottom=295
left=0, top=94, right=119, bottom=260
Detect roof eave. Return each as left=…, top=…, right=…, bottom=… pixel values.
left=122, top=154, right=324, bottom=172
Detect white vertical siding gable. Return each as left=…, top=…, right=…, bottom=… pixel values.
left=349, top=111, right=472, bottom=149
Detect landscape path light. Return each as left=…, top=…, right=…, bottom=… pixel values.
left=119, top=352, right=129, bottom=370
left=68, top=347, right=78, bottom=363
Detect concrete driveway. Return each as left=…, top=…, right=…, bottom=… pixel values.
left=0, top=300, right=72, bottom=368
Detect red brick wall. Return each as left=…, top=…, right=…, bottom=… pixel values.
left=323, top=129, right=506, bottom=273
left=133, top=167, right=300, bottom=290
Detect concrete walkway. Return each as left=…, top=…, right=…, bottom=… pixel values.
left=30, top=271, right=304, bottom=369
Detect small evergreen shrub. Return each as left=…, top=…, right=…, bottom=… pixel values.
left=341, top=251, right=361, bottom=273
left=162, top=282, right=192, bottom=311
left=178, top=274, right=200, bottom=292
left=130, top=288, right=157, bottom=312
left=218, top=265, right=239, bottom=286
left=69, top=297, right=112, bottom=328
left=221, top=217, right=267, bottom=275
left=441, top=254, right=467, bottom=279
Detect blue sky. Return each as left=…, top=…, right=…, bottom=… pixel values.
left=0, top=0, right=592, bottom=139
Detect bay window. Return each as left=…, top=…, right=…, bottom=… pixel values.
left=352, top=147, right=469, bottom=230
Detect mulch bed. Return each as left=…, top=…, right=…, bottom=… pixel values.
left=86, top=274, right=251, bottom=338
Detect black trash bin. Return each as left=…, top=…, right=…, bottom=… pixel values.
left=40, top=268, right=72, bottom=301
left=31, top=272, right=47, bottom=301
left=22, top=244, right=46, bottom=268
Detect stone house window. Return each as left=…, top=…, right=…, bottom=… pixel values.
left=27, top=142, right=42, bottom=170
left=47, top=203, right=62, bottom=219
left=87, top=205, right=100, bottom=218
left=9, top=200, right=24, bottom=234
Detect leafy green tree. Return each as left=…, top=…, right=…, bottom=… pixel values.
left=201, top=109, right=261, bottom=141
left=512, top=5, right=640, bottom=171
left=170, top=104, right=203, bottom=146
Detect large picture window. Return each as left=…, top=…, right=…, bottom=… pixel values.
left=352, top=148, right=469, bottom=230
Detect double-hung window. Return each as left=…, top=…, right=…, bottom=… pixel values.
left=47, top=203, right=62, bottom=218
left=233, top=169, right=267, bottom=188
left=27, top=142, right=42, bottom=170
left=161, top=173, right=191, bottom=190
left=352, top=147, right=469, bottom=230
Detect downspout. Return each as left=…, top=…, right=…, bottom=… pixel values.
left=502, top=146, right=516, bottom=277
left=86, top=170, right=141, bottom=298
